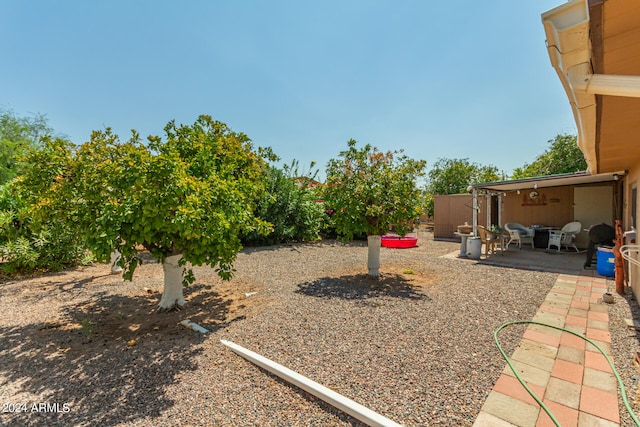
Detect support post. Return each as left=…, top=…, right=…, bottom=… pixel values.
left=472, top=188, right=478, bottom=236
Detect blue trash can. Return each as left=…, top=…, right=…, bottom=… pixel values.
left=596, top=246, right=615, bottom=277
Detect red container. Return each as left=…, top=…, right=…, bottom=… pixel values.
left=381, top=235, right=418, bottom=248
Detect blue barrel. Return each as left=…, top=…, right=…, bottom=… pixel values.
left=596, top=247, right=615, bottom=277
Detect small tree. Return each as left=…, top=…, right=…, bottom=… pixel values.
left=0, top=114, right=91, bottom=275
left=0, top=181, right=92, bottom=274
left=323, top=139, right=426, bottom=277
left=20, top=116, right=271, bottom=311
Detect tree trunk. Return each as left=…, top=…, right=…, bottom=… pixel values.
left=367, top=235, right=381, bottom=278
left=109, top=251, right=123, bottom=274
left=157, top=254, right=186, bottom=312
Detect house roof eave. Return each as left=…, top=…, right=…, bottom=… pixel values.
left=542, top=0, right=598, bottom=174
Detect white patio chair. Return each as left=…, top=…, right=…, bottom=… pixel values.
left=548, top=221, right=582, bottom=252
left=504, top=222, right=535, bottom=249
left=560, top=221, right=582, bottom=252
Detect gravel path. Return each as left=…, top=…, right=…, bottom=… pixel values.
left=1, top=230, right=639, bottom=426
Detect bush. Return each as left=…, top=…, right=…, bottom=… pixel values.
left=242, top=164, right=326, bottom=246
left=0, top=181, right=93, bottom=275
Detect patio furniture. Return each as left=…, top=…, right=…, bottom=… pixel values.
left=547, top=229, right=563, bottom=251
left=532, top=227, right=555, bottom=248
left=504, top=222, right=534, bottom=249
left=548, top=221, right=582, bottom=252
left=478, top=225, right=505, bottom=256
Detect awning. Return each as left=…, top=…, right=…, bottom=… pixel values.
left=470, top=171, right=625, bottom=193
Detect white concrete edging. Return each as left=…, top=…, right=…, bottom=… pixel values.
left=220, top=339, right=402, bottom=427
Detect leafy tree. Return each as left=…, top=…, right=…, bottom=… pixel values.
left=323, top=139, right=426, bottom=277
left=512, top=134, right=586, bottom=179
left=0, top=112, right=88, bottom=275
left=0, top=193, right=92, bottom=274
left=242, top=160, right=325, bottom=245
left=18, top=115, right=272, bottom=311
left=424, top=158, right=500, bottom=217
left=0, top=109, right=54, bottom=185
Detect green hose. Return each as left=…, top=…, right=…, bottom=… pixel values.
left=494, top=320, right=640, bottom=426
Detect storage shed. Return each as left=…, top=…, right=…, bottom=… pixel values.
left=433, top=194, right=487, bottom=240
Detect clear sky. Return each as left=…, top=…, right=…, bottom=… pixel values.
left=1, top=0, right=575, bottom=179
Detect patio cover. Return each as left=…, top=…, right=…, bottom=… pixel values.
left=470, top=170, right=624, bottom=193
left=467, top=171, right=624, bottom=234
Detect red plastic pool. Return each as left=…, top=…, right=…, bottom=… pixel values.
left=381, top=235, right=418, bottom=248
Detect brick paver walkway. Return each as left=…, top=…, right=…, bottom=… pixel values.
left=474, top=271, right=621, bottom=426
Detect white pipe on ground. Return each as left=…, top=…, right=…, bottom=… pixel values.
left=180, top=319, right=209, bottom=334
left=220, top=339, right=402, bottom=427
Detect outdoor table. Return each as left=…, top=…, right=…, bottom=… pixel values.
left=533, top=227, right=554, bottom=248
left=454, top=232, right=474, bottom=257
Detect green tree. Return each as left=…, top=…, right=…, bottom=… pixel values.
left=512, top=134, right=586, bottom=179
left=0, top=112, right=80, bottom=275
left=0, top=109, right=54, bottom=185
left=0, top=194, right=91, bottom=274
left=323, top=139, right=426, bottom=277
left=19, top=115, right=272, bottom=311
left=424, top=158, right=500, bottom=216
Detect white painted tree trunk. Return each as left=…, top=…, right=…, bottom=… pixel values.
left=367, top=235, right=381, bottom=278
left=109, top=251, right=123, bottom=274
left=157, top=254, right=186, bottom=312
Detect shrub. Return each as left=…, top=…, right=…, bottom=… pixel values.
left=0, top=180, right=93, bottom=275
left=242, top=162, right=326, bottom=246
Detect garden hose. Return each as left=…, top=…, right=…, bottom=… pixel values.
left=494, top=320, right=640, bottom=427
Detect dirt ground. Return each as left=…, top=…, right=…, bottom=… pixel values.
left=1, top=254, right=438, bottom=359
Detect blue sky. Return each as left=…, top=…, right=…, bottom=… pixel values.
left=1, top=0, right=574, bottom=179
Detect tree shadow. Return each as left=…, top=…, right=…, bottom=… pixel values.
left=296, top=273, right=430, bottom=301
left=0, top=284, right=235, bottom=426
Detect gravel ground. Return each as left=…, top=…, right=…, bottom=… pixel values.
left=606, top=281, right=640, bottom=426
left=1, top=230, right=639, bottom=426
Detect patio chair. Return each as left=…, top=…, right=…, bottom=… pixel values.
left=550, top=221, right=582, bottom=252
left=477, top=225, right=504, bottom=256
left=504, top=222, right=534, bottom=249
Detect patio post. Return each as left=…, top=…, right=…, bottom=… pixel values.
left=486, top=193, right=492, bottom=228
left=472, top=188, right=478, bottom=236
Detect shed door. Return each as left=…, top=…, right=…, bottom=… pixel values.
left=574, top=186, right=614, bottom=249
